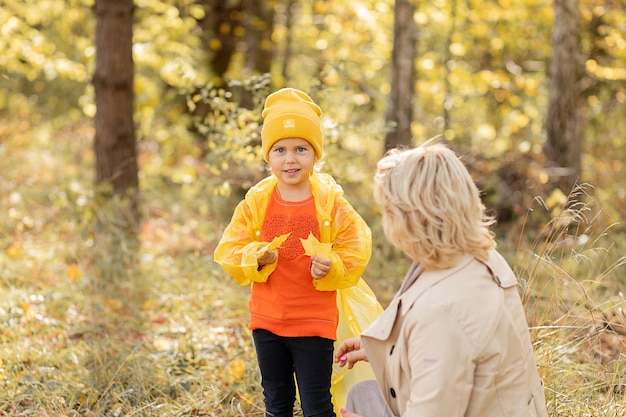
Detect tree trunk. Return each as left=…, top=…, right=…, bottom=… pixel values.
left=545, top=0, right=583, bottom=195
left=93, top=0, right=138, bottom=194
left=384, top=0, right=417, bottom=152
left=241, top=0, right=275, bottom=108
left=199, top=0, right=244, bottom=84
left=281, top=0, right=296, bottom=83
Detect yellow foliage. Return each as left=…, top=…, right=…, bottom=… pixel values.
left=238, top=392, right=255, bottom=406
left=209, top=38, right=222, bottom=51
left=233, top=25, right=245, bottom=38
left=67, top=264, right=79, bottom=282
left=449, top=42, right=466, bottom=56
left=546, top=188, right=568, bottom=209
left=229, top=359, right=246, bottom=382
left=187, top=5, right=205, bottom=20
left=7, top=244, right=20, bottom=258
left=20, top=302, right=30, bottom=314
left=141, top=299, right=158, bottom=311
left=104, top=298, right=123, bottom=312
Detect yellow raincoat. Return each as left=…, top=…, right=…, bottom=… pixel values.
left=214, top=172, right=371, bottom=289
left=214, top=172, right=382, bottom=415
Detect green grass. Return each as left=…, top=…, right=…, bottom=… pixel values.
left=1, top=119, right=625, bottom=416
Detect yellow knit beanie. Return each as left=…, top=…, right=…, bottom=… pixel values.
left=261, top=88, right=323, bottom=162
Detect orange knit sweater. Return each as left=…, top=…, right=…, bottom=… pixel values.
left=248, top=191, right=338, bottom=340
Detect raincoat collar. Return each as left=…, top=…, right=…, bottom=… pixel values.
left=244, top=172, right=344, bottom=241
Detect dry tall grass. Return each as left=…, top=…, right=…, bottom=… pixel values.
left=1, top=120, right=625, bottom=416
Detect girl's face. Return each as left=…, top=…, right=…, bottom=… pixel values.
left=268, top=137, right=316, bottom=189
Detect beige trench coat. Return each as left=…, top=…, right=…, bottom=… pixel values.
left=361, top=251, right=548, bottom=417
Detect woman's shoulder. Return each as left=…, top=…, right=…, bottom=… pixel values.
left=414, top=257, right=512, bottom=326
left=428, top=257, right=509, bottom=300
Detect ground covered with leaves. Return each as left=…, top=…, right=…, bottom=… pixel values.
left=2, top=119, right=626, bottom=416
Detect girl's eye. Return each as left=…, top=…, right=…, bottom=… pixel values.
left=297, top=147, right=307, bottom=152
left=274, top=148, right=285, bottom=153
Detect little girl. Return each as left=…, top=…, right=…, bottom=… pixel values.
left=214, top=88, right=372, bottom=417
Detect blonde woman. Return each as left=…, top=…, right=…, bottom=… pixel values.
left=335, top=143, right=548, bottom=417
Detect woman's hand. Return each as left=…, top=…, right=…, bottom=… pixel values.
left=310, top=256, right=331, bottom=279
left=257, top=249, right=277, bottom=267
left=335, top=337, right=368, bottom=369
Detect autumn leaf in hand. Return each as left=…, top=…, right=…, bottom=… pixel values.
left=300, top=232, right=332, bottom=258
left=261, top=232, right=291, bottom=253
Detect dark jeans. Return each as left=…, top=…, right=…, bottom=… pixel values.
left=252, top=329, right=336, bottom=417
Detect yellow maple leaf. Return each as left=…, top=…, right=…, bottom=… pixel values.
left=261, top=232, right=291, bottom=253
left=235, top=233, right=291, bottom=258
left=300, top=232, right=332, bottom=258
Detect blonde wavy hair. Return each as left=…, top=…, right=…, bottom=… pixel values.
left=373, top=142, right=496, bottom=270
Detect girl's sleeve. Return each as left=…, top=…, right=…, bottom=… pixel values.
left=213, top=201, right=276, bottom=285
left=313, top=199, right=372, bottom=291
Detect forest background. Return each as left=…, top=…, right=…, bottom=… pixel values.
left=1, top=0, right=626, bottom=415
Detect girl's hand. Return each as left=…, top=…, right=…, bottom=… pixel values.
left=340, top=408, right=363, bottom=417
left=335, top=337, right=368, bottom=369
left=257, top=249, right=277, bottom=267
left=310, top=256, right=331, bottom=279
